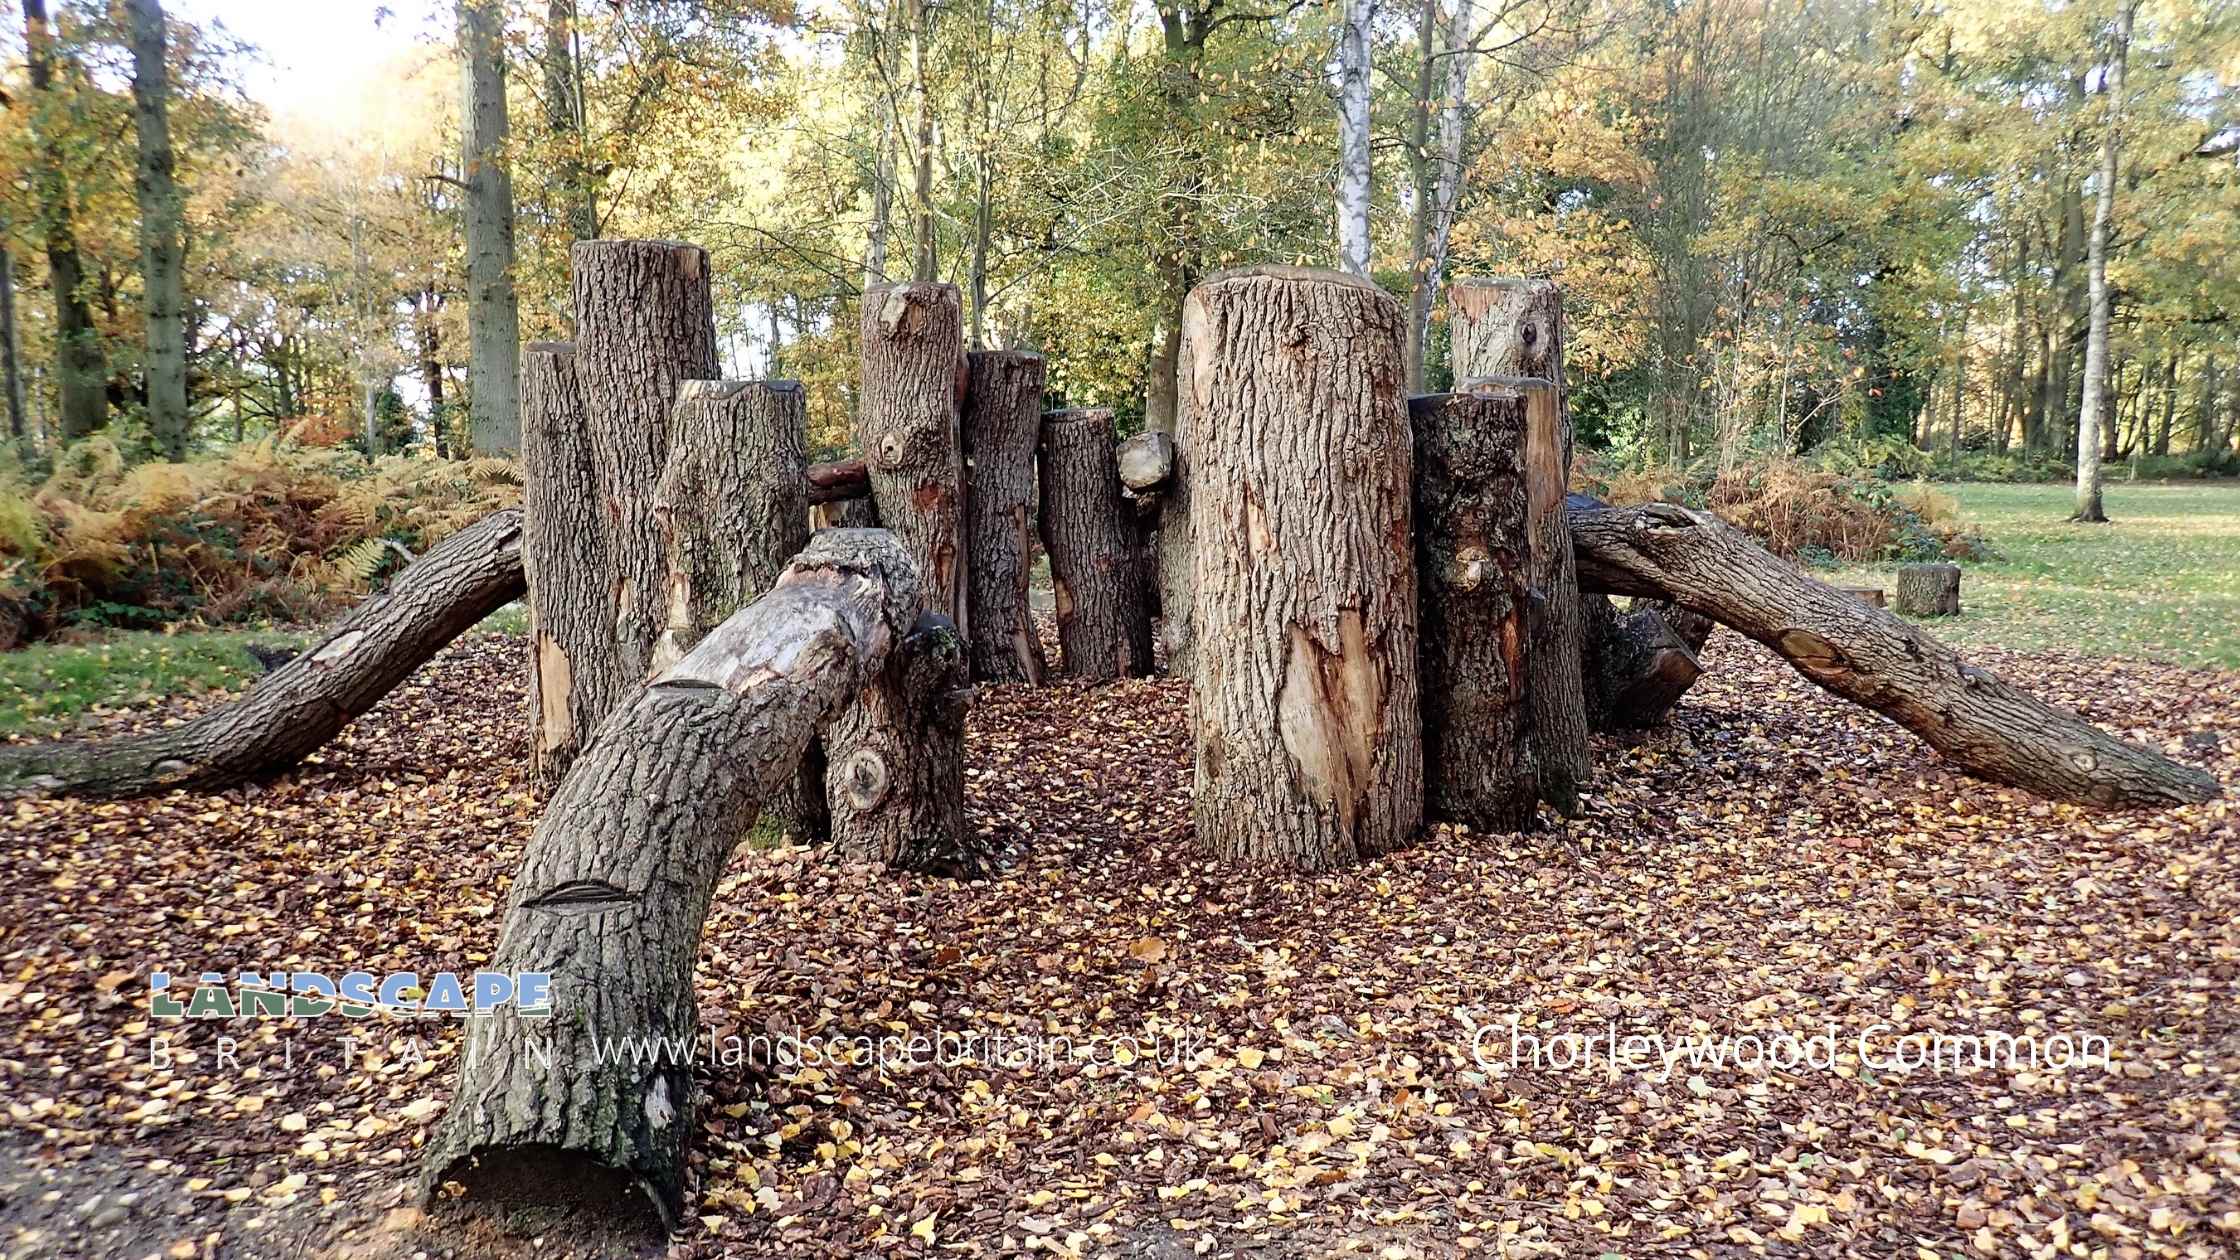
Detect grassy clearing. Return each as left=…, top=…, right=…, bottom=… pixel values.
left=0, top=628, right=309, bottom=736
left=1826, top=481, right=2240, bottom=669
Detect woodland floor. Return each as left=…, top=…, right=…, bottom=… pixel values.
left=1, top=625, right=2236, bottom=1260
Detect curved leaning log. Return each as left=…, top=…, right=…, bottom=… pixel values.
left=0, top=509, right=527, bottom=798
left=1568, top=501, right=2219, bottom=807
left=422, top=529, right=920, bottom=1230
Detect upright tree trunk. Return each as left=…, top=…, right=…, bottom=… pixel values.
left=1410, top=381, right=1535, bottom=833
left=2075, top=22, right=2129, bottom=528
left=1335, top=0, right=1376, bottom=278
left=1040, top=407, right=1151, bottom=681
left=0, top=245, right=26, bottom=448
left=858, top=281, right=968, bottom=636
left=23, top=0, right=106, bottom=442
left=907, top=0, right=938, bottom=282
left=126, top=0, right=187, bottom=460
left=827, top=612, right=976, bottom=873
left=1448, top=278, right=1591, bottom=813
left=1404, top=0, right=1472, bottom=393
left=424, top=530, right=921, bottom=1233
left=1, top=512, right=527, bottom=797
left=961, top=350, right=1048, bottom=683
left=1185, top=266, right=1422, bottom=870
left=461, top=0, right=523, bottom=455
left=542, top=0, right=598, bottom=242
left=654, top=378, right=822, bottom=840
left=2152, top=353, right=2176, bottom=457
left=520, top=342, right=618, bottom=793
left=572, top=239, right=720, bottom=694
left=865, top=116, right=895, bottom=290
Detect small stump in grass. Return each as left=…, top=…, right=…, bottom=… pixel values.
left=1895, top=562, right=1961, bottom=617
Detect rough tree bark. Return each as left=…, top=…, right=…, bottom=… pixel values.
left=22, top=0, right=106, bottom=441
left=1185, top=266, right=1422, bottom=869
left=1579, top=594, right=1703, bottom=731
left=1039, top=407, right=1152, bottom=681
left=653, top=380, right=811, bottom=669
left=521, top=342, right=618, bottom=791
left=826, top=613, right=982, bottom=874
left=460, top=0, right=522, bottom=455
left=2074, top=0, right=2135, bottom=523
left=0, top=511, right=526, bottom=797
left=573, top=239, right=719, bottom=692
left=1410, top=382, right=1536, bottom=832
left=1335, top=0, right=1375, bottom=278
left=961, top=350, right=1047, bottom=683
left=1568, top=492, right=1708, bottom=730
left=1570, top=502, right=2217, bottom=807
left=654, top=378, right=822, bottom=841
left=126, top=0, right=187, bottom=460
left=858, top=282, right=967, bottom=637
left=1894, top=562, right=1962, bottom=617
left=423, top=530, right=920, bottom=1231
left=1450, top=278, right=1590, bottom=813
left=1155, top=418, right=1197, bottom=677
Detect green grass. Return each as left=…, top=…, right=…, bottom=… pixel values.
left=1826, top=481, right=2240, bottom=669
left=0, top=627, right=310, bottom=736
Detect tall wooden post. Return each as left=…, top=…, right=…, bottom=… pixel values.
left=1039, top=407, right=1152, bottom=681
left=1411, top=379, right=1539, bottom=832
left=572, top=239, right=719, bottom=693
left=520, top=341, right=619, bottom=791
left=858, top=282, right=968, bottom=636
left=1185, top=266, right=1422, bottom=870
left=961, top=349, right=1047, bottom=683
left=1450, top=277, right=1589, bottom=814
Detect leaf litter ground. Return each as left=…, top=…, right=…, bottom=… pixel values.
left=1, top=627, right=2234, bottom=1260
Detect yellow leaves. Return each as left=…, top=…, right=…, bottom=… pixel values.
left=910, top=1214, right=936, bottom=1244
left=1127, top=936, right=1168, bottom=964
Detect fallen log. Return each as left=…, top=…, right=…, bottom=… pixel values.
left=1569, top=501, right=2218, bottom=806
left=0, top=510, right=527, bottom=797
left=806, top=457, right=870, bottom=505
left=1580, top=593, right=1703, bottom=731
left=423, top=528, right=920, bottom=1231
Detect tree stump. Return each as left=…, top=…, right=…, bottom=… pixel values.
left=1410, top=382, right=1536, bottom=832
left=521, top=341, right=618, bottom=791
left=1039, top=407, right=1153, bottom=681
left=858, top=282, right=967, bottom=637
left=961, top=350, right=1048, bottom=684
left=655, top=378, right=822, bottom=842
left=1895, top=562, right=1962, bottom=617
left=424, top=530, right=921, bottom=1231
left=1184, top=266, right=1422, bottom=870
left=826, top=613, right=984, bottom=875
left=1450, top=278, right=1590, bottom=814
left=812, top=496, right=880, bottom=531
left=572, top=240, right=719, bottom=693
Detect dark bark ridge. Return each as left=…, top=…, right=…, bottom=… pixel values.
left=961, top=350, right=1049, bottom=683
left=423, top=529, right=921, bottom=1230
left=0, top=510, right=527, bottom=797
left=521, top=341, right=617, bottom=791
left=1410, top=384, right=1537, bottom=832
left=1569, top=502, right=2218, bottom=807
left=1039, top=407, right=1153, bottom=682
